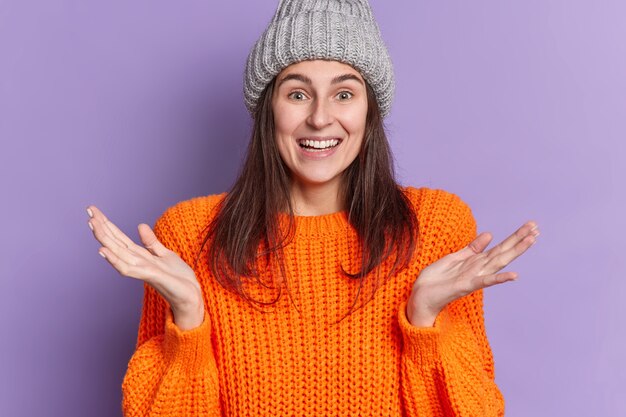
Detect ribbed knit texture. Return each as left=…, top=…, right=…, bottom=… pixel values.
left=243, top=0, right=395, bottom=117
left=121, top=187, right=505, bottom=416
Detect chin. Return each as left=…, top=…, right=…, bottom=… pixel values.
left=292, top=171, right=343, bottom=188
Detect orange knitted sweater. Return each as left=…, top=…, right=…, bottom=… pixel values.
left=121, top=187, right=505, bottom=416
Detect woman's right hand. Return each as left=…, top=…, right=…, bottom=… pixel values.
left=86, top=205, right=205, bottom=331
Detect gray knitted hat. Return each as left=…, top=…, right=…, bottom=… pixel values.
left=243, top=0, right=395, bottom=118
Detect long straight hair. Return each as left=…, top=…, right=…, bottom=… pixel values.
left=197, top=74, right=418, bottom=318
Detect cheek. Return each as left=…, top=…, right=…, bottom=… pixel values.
left=347, top=119, right=367, bottom=157
left=273, top=113, right=297, bottom=164
left=343, top=107, right=368, bottom=141
left=273, top=101, right=301, bottom=133
left=343, top=99, right=368, bottom=129
left=275, top=136, right=291, bottom=163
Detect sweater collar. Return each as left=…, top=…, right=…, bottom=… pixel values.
left=278, top=210, right=352, bottom=238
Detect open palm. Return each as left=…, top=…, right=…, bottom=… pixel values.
left=86, top=205, right=204, bottom=329
left=407, top=220, right=540, bottom=327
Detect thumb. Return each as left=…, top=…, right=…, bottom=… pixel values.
left=138, top=223, right=170, bottom=257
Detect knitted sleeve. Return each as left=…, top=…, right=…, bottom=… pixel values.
left=121, top=205, right=221, bottom=417
left=398, top=191, right=505, bottom=416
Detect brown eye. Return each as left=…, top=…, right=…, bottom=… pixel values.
left=337, top=91, right=354, bottom=100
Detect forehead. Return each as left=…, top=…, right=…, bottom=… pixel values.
left=276, top=59, right=364, bottom=84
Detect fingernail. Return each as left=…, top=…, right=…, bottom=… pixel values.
left=99, top=251, right=106, bottom=259
left=88, top=221, right=94, bottom=231
left=86, top=207, right=94, bottom=218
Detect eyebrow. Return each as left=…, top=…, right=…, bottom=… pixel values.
left=276, top=73, right=364, bottom=88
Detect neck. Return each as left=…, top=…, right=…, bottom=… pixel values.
left=289, top=178, right=345, bottom=216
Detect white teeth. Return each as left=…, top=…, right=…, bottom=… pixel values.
left=300, top=139, right=340, bottom=150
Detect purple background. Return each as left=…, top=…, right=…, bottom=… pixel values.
left=1, top=1, right=624, bottom=416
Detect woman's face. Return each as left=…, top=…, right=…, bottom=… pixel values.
left=271, top=59, right=368, bottom=193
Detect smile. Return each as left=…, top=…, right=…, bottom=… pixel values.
left=297, top=138, right=342, bottom=152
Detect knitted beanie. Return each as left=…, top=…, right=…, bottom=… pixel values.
left=243, top=0, right=395, bottom=118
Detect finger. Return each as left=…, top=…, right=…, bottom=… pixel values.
left=484, top=232, right=536, bottom=273
left=87, top=205, right=111, bottom=224
left=101, top=218, right=161, bottom=261
left=138, top=223, right=170, bottom=257
left=89, top=215, right=129, bottom=255
left=88, top=211, right=151, bottom=266
left=472, top=271, right=518, bottom=291
left=102, top=218, right=136, bottom=249
left=87, top=205, right=136, bottom=248
left=87, top=206, right=130, bottom=250
left=98, top=246, right=148, bottom=281
left=88, top=206, right=157, bottom=261
left=486, top=220, right=539, bottom=258
left=453, top=232, right=493, bottom=260
left=92, top=223, right=150, bottom=267
left=89, top=217, right=131, bottom=254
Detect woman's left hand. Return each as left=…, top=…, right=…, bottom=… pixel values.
left=406, top=220, right=540, bottom=327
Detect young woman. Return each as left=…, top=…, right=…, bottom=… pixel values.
left=86, top=1, right=539, bottom=416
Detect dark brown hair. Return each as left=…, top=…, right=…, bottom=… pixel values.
left=197, top=74, right=418, bottom=319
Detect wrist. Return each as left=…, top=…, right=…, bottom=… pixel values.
left=172, top=302, right=205, bottom=331
left=406, top=305, right=438, bottom=327
left=406, top=291, right=440, bottom=328
left=171, top=292, right=205, bottom=331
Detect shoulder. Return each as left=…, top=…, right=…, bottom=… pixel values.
left=401, top=185, right=477, bottom=253
left=160, top=193, right=226, bottom=222
left=153, top=193, right=227, bottom=258
left=401, top=186, right=474, bottom=222
left=156, top=193, right=227, bottom=229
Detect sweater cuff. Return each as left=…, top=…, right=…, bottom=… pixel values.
left=398, top=300, right=450, bottom=366
left=162, top=308, right=213, bottom=373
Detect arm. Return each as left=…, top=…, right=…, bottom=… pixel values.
left=121, top=208, right=221, bottom=417
left=398, top=194, right=505, bottom=416
left=398, top=292, right=504, bottom=416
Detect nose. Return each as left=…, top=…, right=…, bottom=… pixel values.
left=306, top=98, right=334, bottom=129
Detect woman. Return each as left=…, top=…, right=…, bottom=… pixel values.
left=87, top=1, right=539, bottom=416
